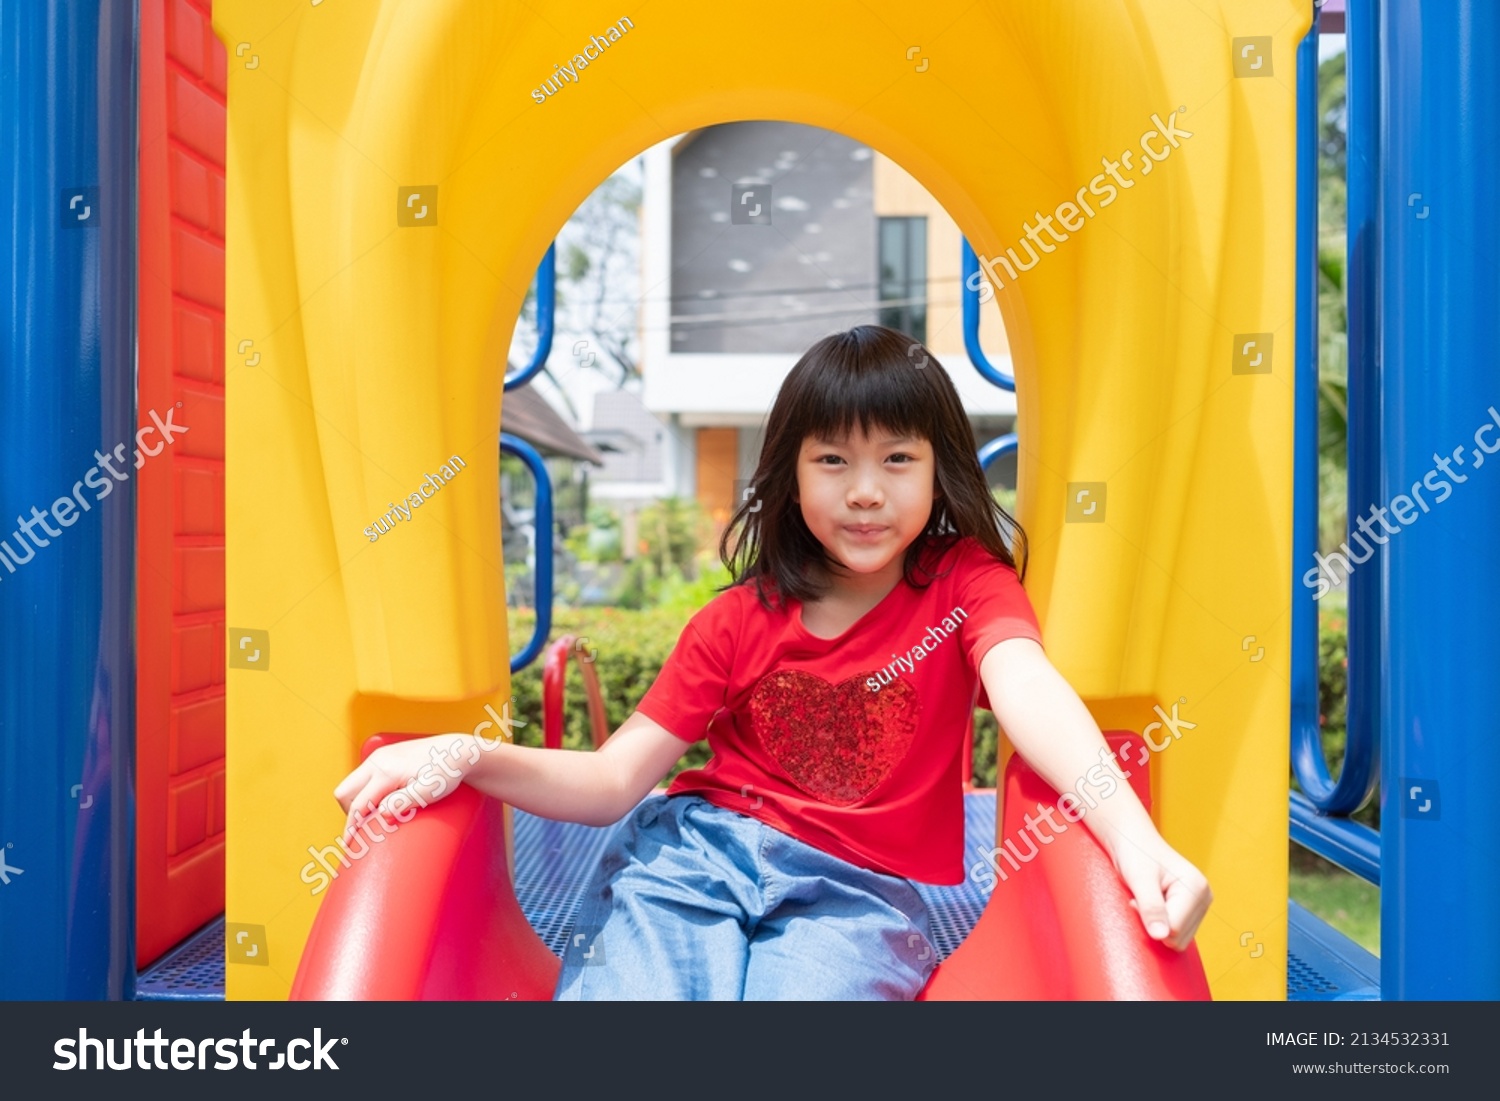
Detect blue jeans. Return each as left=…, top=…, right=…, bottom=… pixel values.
left=552, top=794, right=938, bottom=1000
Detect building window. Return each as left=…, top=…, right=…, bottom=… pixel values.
left=878, top=216, right=927, bottom=342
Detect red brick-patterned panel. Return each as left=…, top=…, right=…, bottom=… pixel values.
left=169, top=148, right=224, bottom=235
left=167, top=70, right=226, bottom=165
left=174, top=385, right=226, bottom=459
left=174, top=306, right=223, bottom=384
left=172, top=545, right=225, bottom=616
left=174, top=464, right=224, bottom=536
left=171, top=225, right=225, bottom=310
left=171, top=616, right=220, bottom=694
left=168, top=776, right=208, bottom=857
left=166, top=0, right=205, bottom=77
left=169, top=694, right=225, bottom=775
left=136, top=0, right=227, bottom=967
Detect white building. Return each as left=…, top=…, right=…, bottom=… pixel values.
left=572, top=122, right=1019, bottom=555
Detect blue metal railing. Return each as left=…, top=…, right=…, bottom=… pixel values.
left=977, top=433, right=1017, bottom=473
left=503, top=433, right=554, bottom=673
left=1290, top=4, right=1379, bottom=880
left=505, top=242, right=559, bottom=673
left=504, top=243, right=556, bottom=392
left=961, top=238, right=1016, bottom=392
left=1291, top=792, right=1381, bottom=884
left=964, top=233, right=1022, bottom=566
left=963, top=238, right=1018, bottom=489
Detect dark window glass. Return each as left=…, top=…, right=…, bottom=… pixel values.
left=877, top=216, right=927, bottom=342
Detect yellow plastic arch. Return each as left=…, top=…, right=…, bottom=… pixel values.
left=217, top=0, right=1307, bottom=1000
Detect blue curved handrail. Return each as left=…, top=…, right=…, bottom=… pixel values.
left=1289, top=10, right=1379, bottom=821
left=961, top=238, right=1016, bottom=392
left=502, top=433, right=553, bottom=672
left=504, top=243, right=556, bottom=391
left=977, top=432, right=1017, bottom=472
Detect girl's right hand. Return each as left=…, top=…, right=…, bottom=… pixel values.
left=332, top=734, right=478, bottom=840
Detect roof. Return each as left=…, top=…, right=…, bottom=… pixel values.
left=501, top=383, right=606, bottom=465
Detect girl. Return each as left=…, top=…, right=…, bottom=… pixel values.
left=334, top=324, right=1212, bottom=1000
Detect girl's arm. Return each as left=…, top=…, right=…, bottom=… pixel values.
left=979, top=637, right=1213, bottom=950
left=333, top=710, right=693, bottom=835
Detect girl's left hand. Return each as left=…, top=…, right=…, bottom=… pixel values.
left=1108, top=835, right=1213, bottom=951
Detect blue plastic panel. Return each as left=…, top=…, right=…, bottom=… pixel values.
left=0, top=0, right=138, bottom=1001
left=1378, top=0, right=1500, bottom=1000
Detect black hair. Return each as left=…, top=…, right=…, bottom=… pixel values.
left=716, top=324, right=1028, bottom=612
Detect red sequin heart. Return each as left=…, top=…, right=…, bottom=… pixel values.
left=748, top=669, right=920, bottom=805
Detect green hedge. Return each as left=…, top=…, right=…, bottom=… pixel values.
left=508, top=602, right=1356, bottom=802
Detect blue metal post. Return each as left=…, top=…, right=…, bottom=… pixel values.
left=1342, top=0, right=1382, bottom=817
left=1379, top=0, right=1500, bottom=999
left=0, top=0, right=138, bottom=999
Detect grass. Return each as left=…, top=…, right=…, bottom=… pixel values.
left=1289, top=847, right=1380, bottom=956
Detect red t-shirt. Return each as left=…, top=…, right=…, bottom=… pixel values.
left=634, top=534, right=1044, bottom=885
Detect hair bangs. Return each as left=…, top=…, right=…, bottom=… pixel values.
left=801, top=339, right=939, bottom=448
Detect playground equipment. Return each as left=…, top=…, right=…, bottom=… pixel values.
left=2, top=0, right=1497, bottom=1002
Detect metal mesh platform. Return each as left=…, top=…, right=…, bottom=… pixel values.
left=512, top=792, right=998, bottom=961
left=1287, top=899, right=1380, bottom=1000
left=135, top=917, right=226, bottom=1001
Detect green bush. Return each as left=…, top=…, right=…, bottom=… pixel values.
left=614, top=497, right=716, bottom=609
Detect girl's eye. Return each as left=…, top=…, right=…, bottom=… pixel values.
left=816, top=454, right=915, bottom=464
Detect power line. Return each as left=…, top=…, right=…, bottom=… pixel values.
left=537, top=271, right=977, bottom=308
left=668, top=294, right=953, bottom=326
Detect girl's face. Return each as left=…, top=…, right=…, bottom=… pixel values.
left=794, top=424, right=940, bottom=583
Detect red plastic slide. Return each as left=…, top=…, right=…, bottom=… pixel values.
left=292, top=731, right=1210, bottom=1000
left=290, top=735, right=560, bottom=1000
left=919, top=730, right=1212, bottom=999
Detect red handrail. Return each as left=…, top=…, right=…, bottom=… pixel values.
left=542, top=634, right=610, bottom=750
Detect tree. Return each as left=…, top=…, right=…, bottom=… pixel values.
left=508, top=165, right=644, bottom=398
